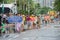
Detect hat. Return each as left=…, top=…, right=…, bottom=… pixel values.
left=22, top=15, right=25, bottom=16
left=31, top=14, right=34, bottom=16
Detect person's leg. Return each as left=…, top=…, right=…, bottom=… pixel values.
left=42, top=20, right=44, bottom=24
left=27, top=21, right=30, bottom=30
left=9, top=24, right=14, bottom=33
left=32, top=22, right=34, bottom=29
left=38, top=22, right=40, bottom=29
left=28, top=21, right=32, bottom=30
left=22, top=21, right=24, bottom=31
left=21, top=24, right=24, bottom=32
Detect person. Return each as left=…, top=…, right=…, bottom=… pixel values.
left=26, top=15, right=31, bottom=30
left=41, top=15, right=44, bottom=24
left=37, top=16, right=41, bottom=29
left=6, top=13, right=15, bottom=33
left=0, top=15, right=2, bottom=36
left=50, top=16, right=54, bottom=23
left=22, top=15, right=26, bottom=31
left=15, top=13, right=23, bottom=33
left=4, top=18, right=10, bottom=34
left=44, top=15, right=50, bottom=24
left=30, top=15, right=36, bottom=29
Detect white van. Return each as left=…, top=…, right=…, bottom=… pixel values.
left=0, top=3, right=17, bottom=14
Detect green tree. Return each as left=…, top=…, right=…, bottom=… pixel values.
left=0, top=0, right=6, bottom=3
left=17, top=0, right=35, bottom=15
left=40, top=7, right=52, bottom=14
left=36, top=7, right=52, bottom=15
left=34, top=3, right=41, bottom=15
left=54, top=0, right=60, bottom=13
left=0, top=0, right=3, bottom=3
left=35, top=3, right=40, bottom=9
left=6, top=0, right=14, bottom=3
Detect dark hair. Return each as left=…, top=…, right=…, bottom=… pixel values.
left=3, top=18, right=9, bottom=24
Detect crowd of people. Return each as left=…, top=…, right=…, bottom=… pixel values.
left=0, top=13, right=59, bottom=36
left=0, top=13, right=41, bottom=36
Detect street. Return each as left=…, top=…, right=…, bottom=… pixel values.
left=0, top=0, right=60, bottom=40
left=0, top=23, right=60, bottom=40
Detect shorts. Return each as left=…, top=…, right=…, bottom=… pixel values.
left=27, top=21, right=31, bottom=27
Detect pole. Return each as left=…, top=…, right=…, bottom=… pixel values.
left=2, top=1, right=4, bottom=14
left=14, top=0, right=17, bottom=14
left=28, top=0, right=30, bottom=15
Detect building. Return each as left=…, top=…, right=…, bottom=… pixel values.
left=33, top=0, right=55, bottom=9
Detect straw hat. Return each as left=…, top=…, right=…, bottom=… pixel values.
left=31, top=14, right=34, bottom=16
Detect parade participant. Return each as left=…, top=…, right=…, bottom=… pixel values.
left=22, top=15, right=26, bottom=31
left=22, top=15, right=25, bottom=24
left=26, top=15, right=31, bottom=30
left=0, top=17, right=6, bottom=36
left=50, top=16, right=54, bottom=23
left=7, top=13, right=14, bottom=23
left=37, top=16, right=41, bottom=29
left=7, top=13, right=15, bottom=33
left=30, top=15, right=36, bottom=29
left=41, top=15, right=44, bottom=24
left=15, top=13, right=23, bottom=33
left=33, top=15, right=37, bottom=29
left=44, top=15, right=50, bottom=24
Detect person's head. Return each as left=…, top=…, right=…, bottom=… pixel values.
left=17, top=13, right=20, bottom=16
left=22, top=15, right=25, bottom=17
left=31, top=14, right=34, bottom=17
left=9, top=13, right=13, bottom=16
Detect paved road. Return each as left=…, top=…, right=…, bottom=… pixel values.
left=0, top=23, right=60, bottom=40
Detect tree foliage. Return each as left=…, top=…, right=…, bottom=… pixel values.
left=54, top=0, right=60, bottom=11
left=17, top=0, right=35, bottom=15
left=6, top=0, right=14, bottom=3
left=0, top=0, right=3, bottom=3
left=35, top=6, right=52, bottom=15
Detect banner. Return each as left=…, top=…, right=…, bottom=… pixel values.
left=7, top=16, right=23, bottom=23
